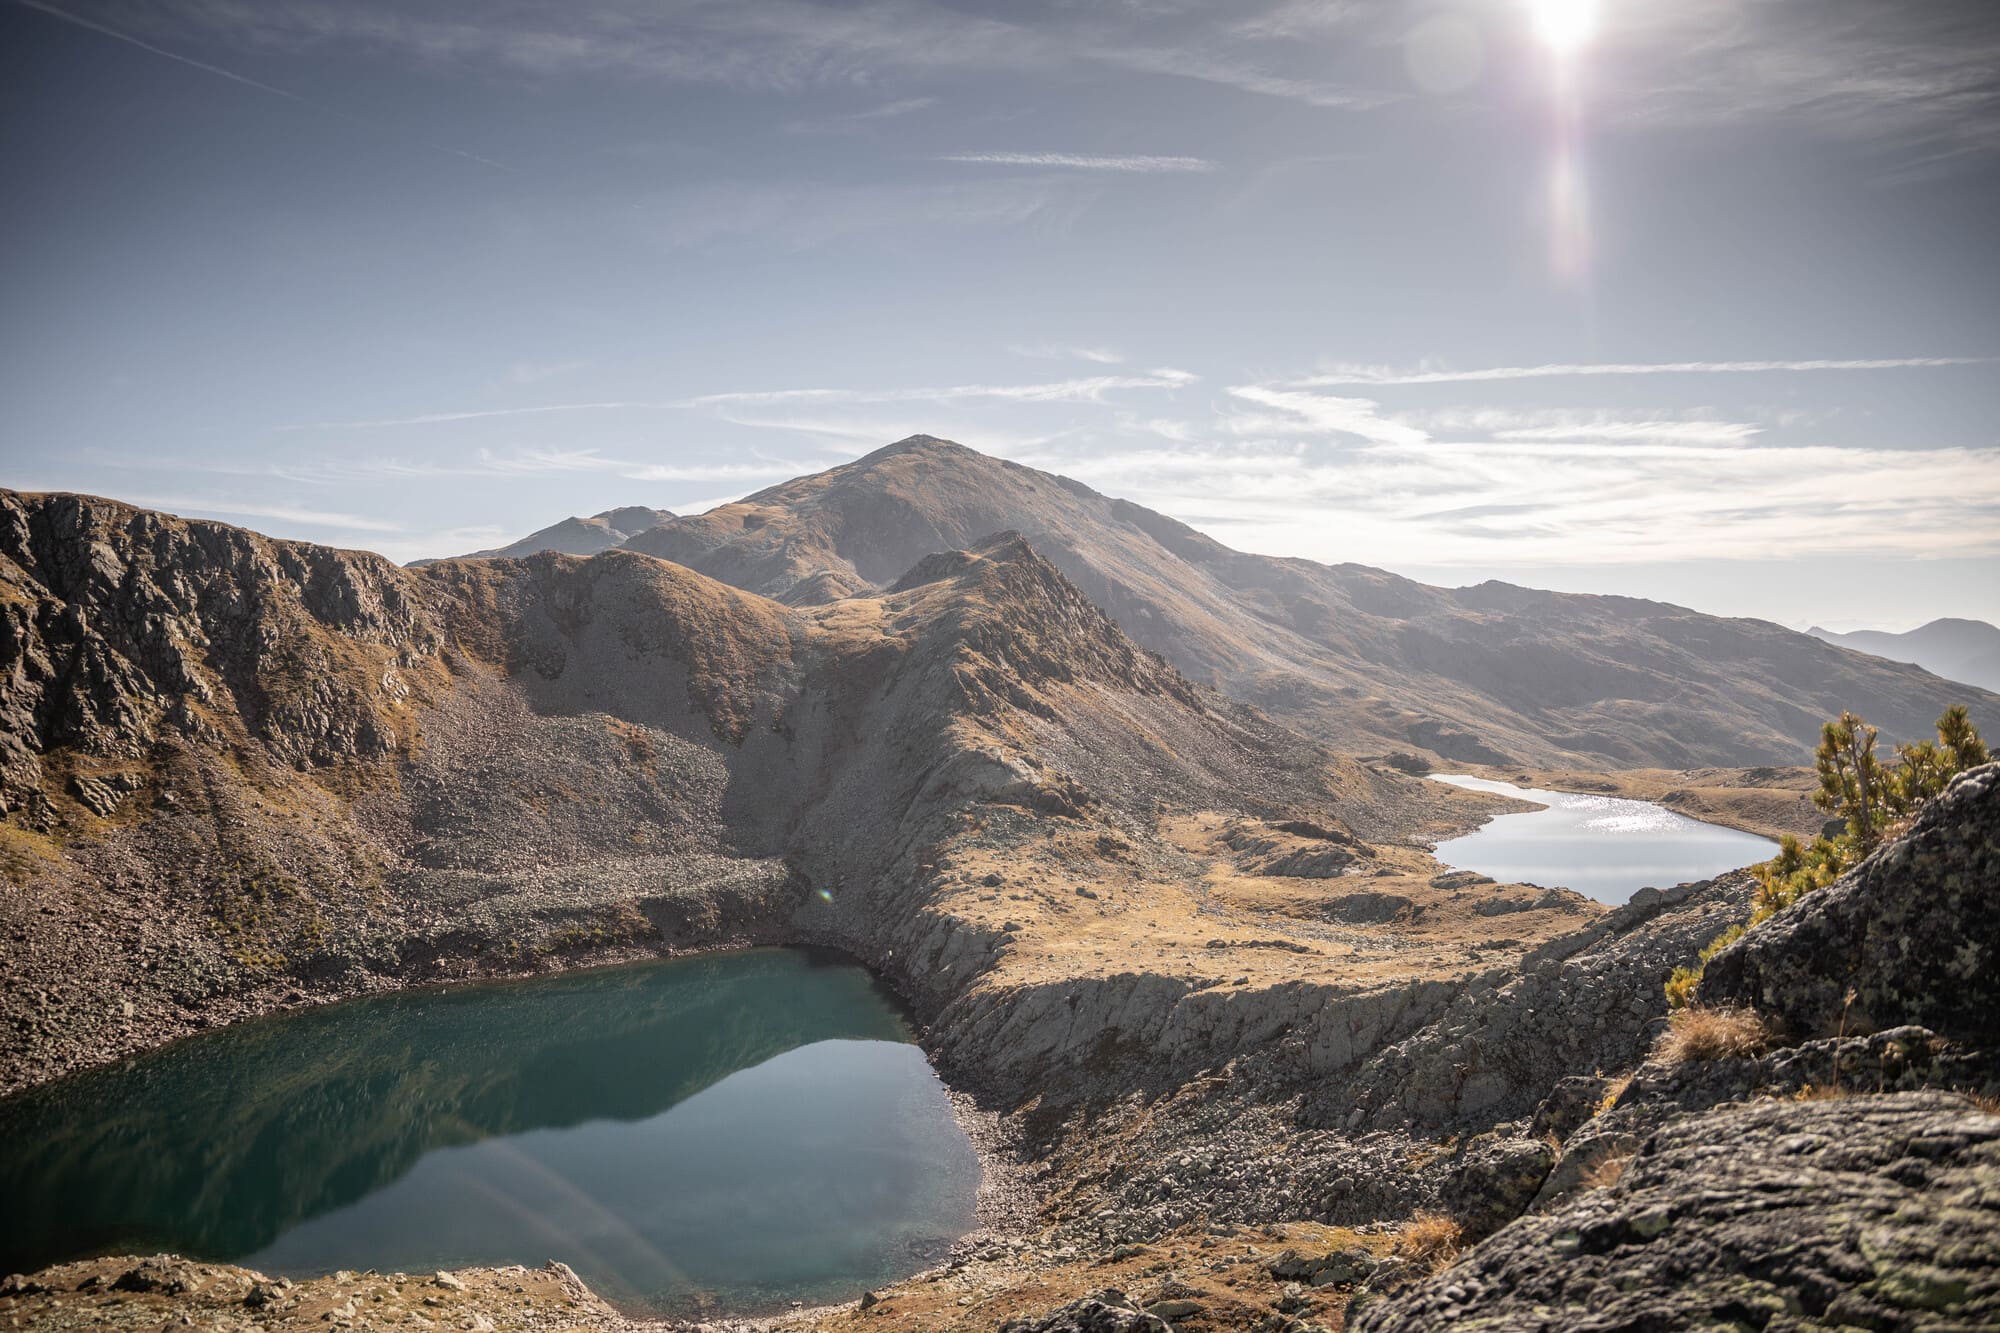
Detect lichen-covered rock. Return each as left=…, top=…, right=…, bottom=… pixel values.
left=1537, top=1024, right=2000, bottom=1209
left=1354, top=1092, right=2000, bottom=1332
left=1699, top=762, right=2000, bottom=1045
left=1438, top=1132, right=1555, bottom=1241
left=997, top=1291, right=1173, bottom=1332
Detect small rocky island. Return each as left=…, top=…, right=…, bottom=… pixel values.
left=2, top=458, right=1996, bottom=1331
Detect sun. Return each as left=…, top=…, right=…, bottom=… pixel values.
left=1530, top=0, right=1599, bottom=55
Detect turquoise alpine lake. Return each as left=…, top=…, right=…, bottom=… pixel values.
left=0, top=948, right=982, bottom=1317
left=1429, top=775, right=1781, bottom=905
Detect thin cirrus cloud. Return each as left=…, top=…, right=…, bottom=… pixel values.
left=279, top=370, right=1197, bottom=433
left=1179, top=378, right=2000, bottom=568
left=1298, top=357, right=1994, bottom=387
left=687, top=369, right=1197, bottom=408
left=1008, top=343, right=1125, bottom=365
left=1400, top=408, right=1767, bottom=446
left=15, top=0, right=515, bottom=172
left=938, top=152, right=1216, bottom=173
left=97, top=494, right=406, bottom=533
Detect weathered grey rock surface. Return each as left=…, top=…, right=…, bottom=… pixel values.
left=1355, top=1093, right=2000, bottom=1332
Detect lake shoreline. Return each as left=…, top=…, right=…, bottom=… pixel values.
left=0, top=943, right=1036, bottom=1325
left=1427, top=773, right=1781, bottom=906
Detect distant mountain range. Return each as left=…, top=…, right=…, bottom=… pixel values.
left=1808, top=619, right=2000, bottom=694
left=426, top=435, right=1999, bottom=768
left=413, top=506, right=675, bottom=564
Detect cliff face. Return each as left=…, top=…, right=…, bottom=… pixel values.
left=0, top=491, right=437, bottom=816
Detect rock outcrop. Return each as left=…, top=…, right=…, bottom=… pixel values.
left=1355, top=1093, right=2000, bottom=1332
left=1699, top=761, right=2000, bottom=1045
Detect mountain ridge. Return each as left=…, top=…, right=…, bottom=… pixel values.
left=1808, top=617, right=2000, bottom=693
left=448, top=436, right=1998, bottom=769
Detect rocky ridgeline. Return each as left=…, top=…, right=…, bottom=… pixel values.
left=0, top=490, right=436, bottom=814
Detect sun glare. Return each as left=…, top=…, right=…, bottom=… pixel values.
left=1531, top=0, right=1598, bottom=55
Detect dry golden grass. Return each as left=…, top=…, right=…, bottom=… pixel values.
left=1962, top=1090, right=2000, bottom=1115
left=1579, top=1152, right=1634, bottom=1191
left=1596, top=1072, right=1634, bottom=1115
left=1791, top=1082, right=1854, bottom=1102
left=1393, top=1212, right=1464, bottom=1273
left=1657, top=1005, right=1769, bottom=1063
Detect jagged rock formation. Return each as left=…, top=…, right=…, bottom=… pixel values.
left=0, top=490, right=436, bottom=812
left=583, top=436, right=1999, bottom=768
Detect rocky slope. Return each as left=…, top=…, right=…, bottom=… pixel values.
left=551, top=437, right=2000, bottom=769
left=8, top=486, right=1995, bottom=1332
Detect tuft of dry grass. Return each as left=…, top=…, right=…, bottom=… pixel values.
left=1791, top=1082, right=1853, bottom=1102
left=1962, top=1090, right=2000, bottom=1115
left=1657, top=1005, right=1769, bottom=1063
left=1596, top=1072, right=1634, bottom=1116
left=1579, top=1152, right=1633, bottom=1191
left=1393, top=1212, right=1464, bottom=1274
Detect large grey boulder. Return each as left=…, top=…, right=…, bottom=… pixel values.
left=1700, top=762, right=2000, bottom=1044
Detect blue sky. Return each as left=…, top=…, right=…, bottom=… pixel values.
left=4, top=0, right=1997, bottom=629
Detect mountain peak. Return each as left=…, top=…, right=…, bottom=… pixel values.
left=854, top=434, right=979, bottom=465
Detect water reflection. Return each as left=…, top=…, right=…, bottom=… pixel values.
left=0, top=949, right=981, bottom=1315
left=1430, top=775, right=1779, bottom=905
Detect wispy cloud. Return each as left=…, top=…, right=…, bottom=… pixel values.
left=1156, top=374, right=2000, bottom=569
left=1402, top=407, right=1766, bottom=446
left=1091, top=42, right=1389, bottom=110
left=285, top=369, right=1198, bottom=435
left=1224, top=386, right=1429, bottom=447
left=99, top=494, right=405, bottom=533
left=1603, top=0, right=2000, bottom=154
left=938, top=152, right=1216, bottom=173
left=691, top=369, right=1197, bottom=408
left=1300, top=357, right=1993, bottom=387
left=787, top=95, right=938, bottom=134
left=639, top=178, right=1057, bottom=248
left=1008, top=343, right=1125, bottom=365
left=16, top=0, right=514, bottom=171
left=282, top=402, right=676, bottom=431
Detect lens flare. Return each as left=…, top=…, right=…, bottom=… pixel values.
left=1531, top=0, right=1598, bottom=55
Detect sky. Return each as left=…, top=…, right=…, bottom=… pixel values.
left=3, top=0, right=1998, bottom=632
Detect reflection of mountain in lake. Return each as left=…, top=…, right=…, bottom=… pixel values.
left=0, top=949, right=913, bottom=1274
